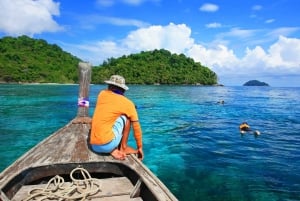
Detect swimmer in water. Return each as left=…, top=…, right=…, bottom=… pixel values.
left=239, top=122, right=260, bottom=136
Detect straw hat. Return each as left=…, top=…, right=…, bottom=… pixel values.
left=104, top=75, right=129, bottom=90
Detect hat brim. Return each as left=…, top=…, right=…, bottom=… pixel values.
left=105, top=80, right=129, bottom=90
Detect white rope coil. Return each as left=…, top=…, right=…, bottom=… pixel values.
left=24, top=167, right=101, bottom=201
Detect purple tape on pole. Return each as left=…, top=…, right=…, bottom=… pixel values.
left=78, top=97, right=89, bottom=107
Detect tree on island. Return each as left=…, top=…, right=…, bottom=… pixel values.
left=243, top=80, right=269, bottom=86
left=0, top=36, right=218, bottom=85
left=0, top=35, right=81, bottom=83
left=92, top=49, right=218, bottom=85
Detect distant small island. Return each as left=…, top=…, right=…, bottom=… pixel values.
left=243, top=80, right=269, bottom=86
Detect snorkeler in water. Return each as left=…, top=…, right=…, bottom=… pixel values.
left=239, top=122, right=260, bottom=135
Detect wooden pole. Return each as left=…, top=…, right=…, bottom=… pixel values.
left=73, top=62, right=92, bottom=124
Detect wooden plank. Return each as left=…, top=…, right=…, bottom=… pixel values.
left=0, top=62, right=178, bottom=201
left=0, top=121, right=178, bottom=201
left=101, top=195, right=143, bottom=201
left=12, top=177, right=136, bottom=201
left=13, top=194, right=142, bottom=201
left=0, top=122, right=87, bottom=188
left=70, top=124, right=90, bottom=162
left=125, top=155, right=178, bottom=201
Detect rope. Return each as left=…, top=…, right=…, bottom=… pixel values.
left=24, top=167, right=101, bottom=201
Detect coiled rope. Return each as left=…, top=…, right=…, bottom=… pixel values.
left=24, top=167, right=101, bottom=201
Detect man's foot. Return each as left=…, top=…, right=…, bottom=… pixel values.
left=111, top=149, right=126, bottom=160
left=121, top=146, right=138, bottom=155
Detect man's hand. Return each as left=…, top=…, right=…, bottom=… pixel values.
left=137, top=147, right=144, bottom=160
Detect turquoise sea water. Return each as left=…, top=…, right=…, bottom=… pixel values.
left=0, top=84, right=300, bottom=201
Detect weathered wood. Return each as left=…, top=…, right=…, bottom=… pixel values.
left=131, top=179, right=142, bottom=198
left=0, top=62, right=178, bottom=201
left=12, top=177, right=138, bottom=201
left=77, top=62, right=91, bottom=118
left=0, top=120, right=178, bottom=201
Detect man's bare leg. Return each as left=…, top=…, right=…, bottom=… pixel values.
left=119, top=118, right=138, bottom=155
left=111, top=149, right=126, bottom=160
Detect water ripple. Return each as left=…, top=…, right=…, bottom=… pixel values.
left=1, top=85, right=300, bottom=201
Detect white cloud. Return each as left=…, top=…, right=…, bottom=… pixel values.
left=219, top=28, right=257, bottom=39
left=64, top=40, right=130, bottom=65
left=237, top=36, right=300, bottom=75
left=80, top=15, right=150, bottom=28
left=122, top=0, right=161, bottom=5
left=206, top=22, right=222, bottom=28
left=266, top=36, right=300, bottom=69
left=0, top=0, right=63, bottom=36
left=188, top=44, right=239, bottom=71
left=202, top=36, right=300, bottom=86
left=199, top=3, right=219, bottom=12
left=97, top=0, right=160, bottom=7
left=123, top=23, right=194, bottom=53
left=252, top=5, right=262, bottom=11
left=267, top=27, right=300, bottom=38
left=96, top=0, right=115, bottom=7
left=265, top=19, right=275, bottom=24
left=122, top=0, right=144, bottom=5
left=107, top=17, right=149, bottom=27
left=64, top=23, right=194, bottom=64
left=61, top=24, right=300, bottom=86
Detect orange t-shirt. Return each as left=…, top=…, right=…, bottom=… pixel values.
left=90, top=90, right=142, bottom=147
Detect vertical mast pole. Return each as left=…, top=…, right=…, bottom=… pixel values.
left=73, top=62, right=92, bottom=124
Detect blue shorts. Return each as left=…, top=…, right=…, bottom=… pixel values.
left=91, top=115, right=127, bottom=153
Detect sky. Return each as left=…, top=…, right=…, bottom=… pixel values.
left=0, top=0, right=300, bottom=87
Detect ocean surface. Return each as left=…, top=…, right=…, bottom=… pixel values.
left=1, top=84, right=300, bottom=201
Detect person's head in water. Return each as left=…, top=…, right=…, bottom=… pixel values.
left=239, top=122, right=250, bottom=131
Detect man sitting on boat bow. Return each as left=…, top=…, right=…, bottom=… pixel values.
left=89, top=75, right=144, bottom=160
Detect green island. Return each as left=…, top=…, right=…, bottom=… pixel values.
left=243, top=80, right=269, bottom=86
left=0, top=35, right=218, bottom=85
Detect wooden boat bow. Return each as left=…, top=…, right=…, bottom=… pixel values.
left=0, top=62, right=178, bottom=201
